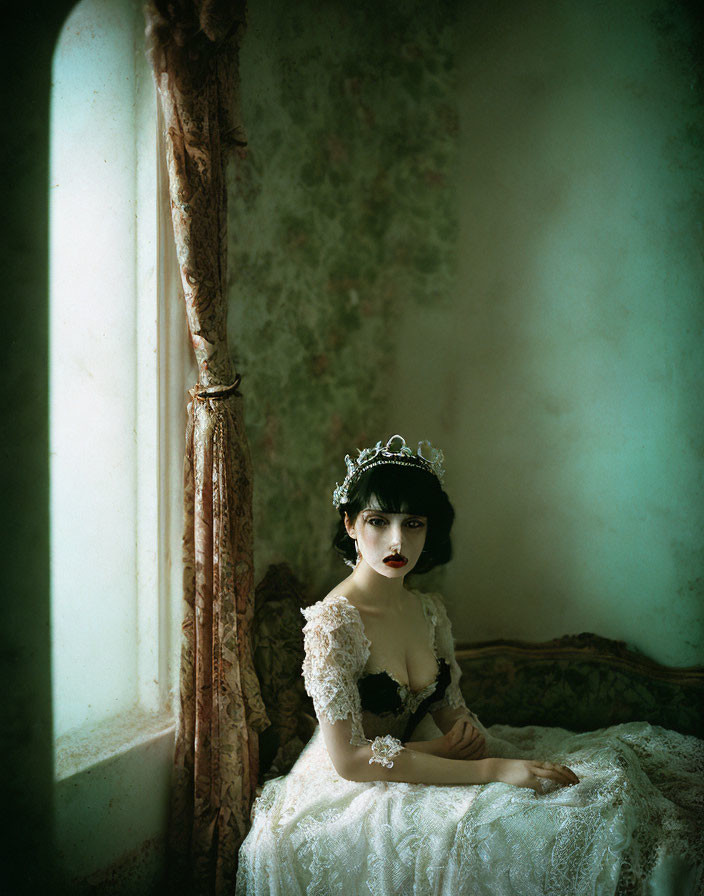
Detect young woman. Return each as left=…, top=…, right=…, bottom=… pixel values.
left=236, top=435, right=702, bottom=896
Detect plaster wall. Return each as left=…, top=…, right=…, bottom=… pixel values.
left=232, top=0, right=703, bottom=666
left=397, top=0, right=704, bottom=666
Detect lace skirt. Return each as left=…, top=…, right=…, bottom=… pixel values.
left=236, top=722, right=703, bottom=896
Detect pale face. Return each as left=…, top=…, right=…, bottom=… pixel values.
left=345, top=498, right=428, bottom=579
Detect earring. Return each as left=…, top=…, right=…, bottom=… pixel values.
left=344, top=538, right=360, bottom=569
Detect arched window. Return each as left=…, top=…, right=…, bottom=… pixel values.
left=50, top=0, right=192, bottom=770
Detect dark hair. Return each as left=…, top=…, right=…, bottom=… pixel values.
left=333, top=463, right=455, bottom=575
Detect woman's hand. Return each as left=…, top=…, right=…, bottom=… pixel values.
left=487, top=758, right=580, bottom=794
left=441, top=718, right=487, bottom=760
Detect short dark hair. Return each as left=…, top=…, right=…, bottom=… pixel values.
left=332, top=463, right=455, bottom=574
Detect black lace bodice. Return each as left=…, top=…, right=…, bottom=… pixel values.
left=357, top=658, right=451, bottom=742
left=301, top=592, right=468, bottom=748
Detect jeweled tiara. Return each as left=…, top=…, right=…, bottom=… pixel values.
left=332, top=434, right=445, bottom=509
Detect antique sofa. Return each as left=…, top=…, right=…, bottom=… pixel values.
left=252, top=564, right=704, bottom=784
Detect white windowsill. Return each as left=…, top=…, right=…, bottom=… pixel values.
left=55, top=706, right=176, bottom=782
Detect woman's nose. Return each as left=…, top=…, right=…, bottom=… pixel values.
left=388, top=524, right=404, bottom=550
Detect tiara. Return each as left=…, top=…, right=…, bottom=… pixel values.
left=332, top=434, right=445, bottom=509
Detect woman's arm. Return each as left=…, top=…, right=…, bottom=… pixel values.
left=319, top=715, right=489, bottom=784
left=320, top=716, right=578, bottom=791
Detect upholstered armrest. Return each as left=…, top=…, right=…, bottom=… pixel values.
left=252, top=565, right=317, bottom=781
left=456, top=633, right=703, bottom=738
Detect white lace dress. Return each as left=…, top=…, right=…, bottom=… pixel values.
left=235, top=592, right=703, bottom=896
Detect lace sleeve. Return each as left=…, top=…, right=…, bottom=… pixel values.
left=301, top=596, right=370, bottom=747
left=426, top=594, right=481, bottom=725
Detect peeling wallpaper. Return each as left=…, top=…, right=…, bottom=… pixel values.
left=229, top=0, right=459, bottom=594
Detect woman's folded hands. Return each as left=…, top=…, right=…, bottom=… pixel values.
left=408, top=718, right=487, bottom=760
left=441, top=718, right=487, bottom=760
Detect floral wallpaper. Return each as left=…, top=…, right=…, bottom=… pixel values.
left=229, top=0, right=459, bottom=595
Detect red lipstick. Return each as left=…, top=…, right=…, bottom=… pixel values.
left=383, top=553, right=407, bottom=568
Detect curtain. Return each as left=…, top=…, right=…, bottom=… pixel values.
left=146, top=2, right=269, bottom=892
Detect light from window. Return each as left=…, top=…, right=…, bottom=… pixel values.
left=50, top=0, right=166, bottom=743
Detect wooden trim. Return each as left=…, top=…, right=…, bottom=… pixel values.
left=455, top=632, right=704, bottom=688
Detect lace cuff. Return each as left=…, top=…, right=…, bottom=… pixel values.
left=368, top=735, right=404, bottom=769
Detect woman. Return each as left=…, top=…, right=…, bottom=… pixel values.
left=236, top=435, right=702, bottom=895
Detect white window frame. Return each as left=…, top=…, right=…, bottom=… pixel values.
left=50, top=0, right=192, bottom=780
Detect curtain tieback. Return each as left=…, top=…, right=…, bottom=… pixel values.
left=192, top=375, right=242, bottom=402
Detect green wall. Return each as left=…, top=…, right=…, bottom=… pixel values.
left=232, top=0, right=703, bottom=666
left=423, top=0, right=704, bottom=666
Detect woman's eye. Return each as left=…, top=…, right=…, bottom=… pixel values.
left=367, top=517, right=387, bottom=527
left=405, top=519, right=426, bottom=529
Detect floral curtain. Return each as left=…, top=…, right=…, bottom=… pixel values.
left=146, top=1, right=269, bottom=892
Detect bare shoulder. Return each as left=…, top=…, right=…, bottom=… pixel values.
left=320, top=574, right=363, bottom=608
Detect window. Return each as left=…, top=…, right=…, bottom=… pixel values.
left=50, top=0, right=192, bottom=773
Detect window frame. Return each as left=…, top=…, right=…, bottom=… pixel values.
left=50, top=0, right=192, bottom=779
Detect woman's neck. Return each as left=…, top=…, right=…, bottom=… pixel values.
left=346, top=561, right=409, bottom=613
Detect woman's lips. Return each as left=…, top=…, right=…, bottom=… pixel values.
left=383, top=554, right=407, bottom=568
